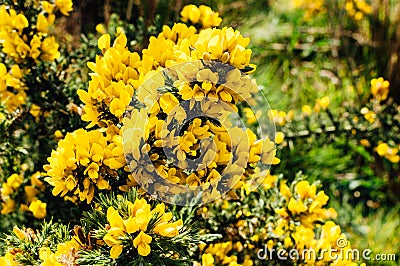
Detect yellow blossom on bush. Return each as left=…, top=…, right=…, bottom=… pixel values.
left=293, top=0, right=326, bottom=20
left=360, top=107, right=376, bottom=123
left=133, top=231, right=152, bottom=256
left=268, top=109, right=287, bottom=126
left=55, top=0, right=73, bottom=16
left=0, top=4, right=63, bottom=63
left=375, top=142, right=399, bottom=163
left=181, top=4, right=222, bottom=28
left=44, top=128, right=125, bottom=203
left=345, top=0, right=372, bottom=20
left=103, top=197, right=183, bottom=258
left=0, top=252, right=18, bottom=266
left=302, top=104, right=312, bottom=116
left=275, top=131, right=285, bottom=144
left=0, top=63, right=27, bottom=111
left=371, top=77, right=390, bottom=101
left=28, top=199, right=47, bottom=219
left=315, top=96, right=330, bottom=111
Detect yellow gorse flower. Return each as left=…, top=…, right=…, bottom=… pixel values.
left=133, top=231, right=152, bottom=256
left=81, top=20, right=257, bottom=129
left=375, top=142, right=399, bottom=163
left=28, top=199, right=47, bottom=219
left=0, top=3, right=64, bottom=63
left=293, top=0, right=326, bottom=21
left=54, top=0, right=73, bottom=16
left=344, top=0, right=372, bottom=21
left=180, top=4, right=222, bottom=28
left=278, top=180, right=336, bottom=228
left=44, top=128, right=125, bottom=203
left=370, top=77, right=390, bottom=101
left=0, top=1, right=72, bottom=113
left=103, top=197, right=183, bottom=258
left=0, top=63, right=27, bottom=111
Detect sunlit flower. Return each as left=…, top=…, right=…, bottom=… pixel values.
left=28, top=199, right=47, bottom=219
left=371, top=77, right=390, bottom=101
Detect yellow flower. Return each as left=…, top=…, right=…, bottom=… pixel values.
left=181, top=4, right=222, bottom=28
left=29, top=103, right=41, bottom=118
left=54, top=130, right=63, bottom=139
left=360, top=139, right=370, bottom=147
left=293, top=0, right=325, bottom=20
left=199, top=5, right=222, bottom=28
left=28, top=199, right=47, bottom=219
left=295, top=180, right=316, bottom=199
left=154, top=219, right=183, bottom=237
left=95, top=24, right=106, bottom=34
left=13, top=226, right=27, bottom=240
left=25, top=185, right=39, bottom=202
left=6, top=174, right=23, bottom=189
left=180, top=5, right=201, bottom=24
left=13, top=13, right=29, bottom=30
left=159, top=92, right=179, bottom=114
left=360, top=107, right=376, bottom=123
left=42, top=1, right=55, bottom=14
left=1, top=199, right=16, bottom=214
left=133, top=231, right=152, bottom=256
left=110, top=244, right=123, bottom=259
left=288, top=198, right=307, bottom=214
left=316, top=96, right=330, bottom=110
left=375, top=142, right=400, bottom=163
left=268, top=110, right=287, bottom=126
left=243, top=107, right=261, bottom=124
left=0, top=252, right=18, bottom=266
left=302, top=105, right=312, bottom=116
left=280, top=181, right=292, bottom=199
left=201, top=253, right=215, bottom=266
left=36, top=13, right=55, bottom=33
left=84, top=162, right=100, bottom=179
left=40, top=36, right=60, bottom=61
left=371, top=77, right=390, bottom=101
left=275, top=132, right=285, bottom=144
left=55, top=0, right=73, bottom=16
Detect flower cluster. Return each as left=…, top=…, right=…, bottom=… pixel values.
left=0, top=0, right=72, bottom=63
left=1, top=174, right=23, bottom=215
left=268, top=109, right=293, bottom=126
left=290, top=221, right=360, bottom=266
left=78, top=31, right=141, bottom=128
left=39, top=239, right=81, bottom=266
left=370, top=77, right=390, bottom=102
left=180, top=4, right=222, bottom=29
left=278, top=180, right=337, bottom=228
left=195, top=176, right=359, bottom=265
left=80, top=11, right=256, bottom=130
left=103, top=197, right=183, bottom=258
left=344, top=0, right=372, bottom=21
left=75, top=4, right=274, bottom=204
left=0, top=172, right=47, bottom=219
left=0, top=221, right=78, bottom=266
left=196, top=241, right=253, bottom=266
left=0, top=63, right=26, bottom=111
left=293, top=0, right=326, bottom=20
left=375, top=142, right=399, bottom=163
left=44, top=128, right=125, bottom=203
left=122, top=61, right=278, bottom=203
left=0, top=0, right=72, bottom=112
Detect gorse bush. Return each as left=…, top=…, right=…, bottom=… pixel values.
left=0, top=1, right=397, bottom=265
